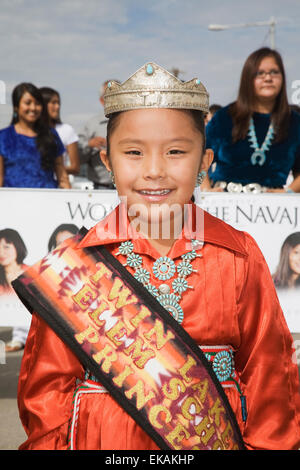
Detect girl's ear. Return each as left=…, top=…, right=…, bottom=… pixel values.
left=199, top=148, right=214, bottom=173
left=100, top=150, right=112, bottom=172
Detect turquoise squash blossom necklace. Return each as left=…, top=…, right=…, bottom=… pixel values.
left=115, top=239, right=203, bottom=324
left=248, top=117, right=275, bottom=166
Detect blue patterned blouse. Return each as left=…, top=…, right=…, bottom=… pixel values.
left=206, top=105, right=300, bottom=187
left=0, top=125, right=65, bottom=188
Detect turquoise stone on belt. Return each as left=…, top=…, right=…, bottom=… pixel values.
left=212, top=350, right=233, bottom=382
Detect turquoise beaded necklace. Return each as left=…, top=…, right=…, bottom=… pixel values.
left=248, top=117, right=275, bottom=166
left=115, top=239, right=203, bottom=324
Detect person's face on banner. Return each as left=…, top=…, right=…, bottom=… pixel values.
left=55, top=230, right=74, bottom=246
left=0, top=239, right=17, bottom=267
left=289, top=244, right=300, bottom=276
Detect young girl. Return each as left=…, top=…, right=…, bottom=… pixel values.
left=40, top=87, right=80, bottom=177
left=17, top=64, right=300, bottom=450
left=0, top=83, right=70, bottom=189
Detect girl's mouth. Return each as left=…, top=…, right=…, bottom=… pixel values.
left=136, top=189, right=173, bottom=201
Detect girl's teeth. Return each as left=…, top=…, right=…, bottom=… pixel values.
left=140, top=190, right=170, bottom=195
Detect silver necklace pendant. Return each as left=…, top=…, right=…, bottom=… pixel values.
left=248, top=117, right=274, bottom=167
left=158, top=283, right=170, bottom=294
left=250, top=150, right=266, bottom=166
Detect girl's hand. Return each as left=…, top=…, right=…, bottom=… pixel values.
left=265, top=188, right=286, bottom=193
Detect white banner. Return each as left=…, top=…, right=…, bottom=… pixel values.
left=0, top=188, right=119, bottom=327
left=195, top=191, right=300, bottom=333
left=0, top=189, right=299, bottom=334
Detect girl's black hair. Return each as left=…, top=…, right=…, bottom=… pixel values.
left=48, top=224, right=79, bottom=252
left=40, top=87, right=62, bottom=125
left=11, top=82, right=59, bottom=171
left=0, top=228, right=27, bottom=288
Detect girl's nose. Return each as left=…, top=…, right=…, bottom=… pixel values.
left=143, top=153, right=166, bottom=180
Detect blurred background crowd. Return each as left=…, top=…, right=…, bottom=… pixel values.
left=0, top=47, right=300, bottom=195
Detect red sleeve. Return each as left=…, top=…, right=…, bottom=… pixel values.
left=18, top=313, right=85, bottom=450
left=236, top=233, right=300, bottom=450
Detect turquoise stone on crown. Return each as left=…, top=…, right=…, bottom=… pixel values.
left=196, top=79, right=201, bottom=85
left=146, top=64, right=154, bottom=75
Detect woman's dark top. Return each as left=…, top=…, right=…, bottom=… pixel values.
left=206, top=105, right=300, bottom=187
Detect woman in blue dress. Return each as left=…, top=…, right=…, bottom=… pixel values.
left=0, top=83, right=70, bottom=188
left=203, top=48, right=300, bottom=193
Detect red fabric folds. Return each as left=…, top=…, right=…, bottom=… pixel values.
left=17, top=205, right=300, bottom=450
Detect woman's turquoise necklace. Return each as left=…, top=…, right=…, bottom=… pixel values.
left=115, top=240, right=203, bottom=324
left=248, top=117, right=275, bottom=166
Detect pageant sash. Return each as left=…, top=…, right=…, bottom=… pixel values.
left=13, top=228, right=245, bottom=451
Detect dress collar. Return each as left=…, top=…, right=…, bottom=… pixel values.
left=77, top=202, right=247, bottom=258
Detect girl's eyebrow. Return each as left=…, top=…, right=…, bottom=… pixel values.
left=118, top=137, right=194, bottom=144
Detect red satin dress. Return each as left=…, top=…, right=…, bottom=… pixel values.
left=17, top=204, right=300, bottom=450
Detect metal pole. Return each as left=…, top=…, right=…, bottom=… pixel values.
left=269, top=17, right=276, bottom=49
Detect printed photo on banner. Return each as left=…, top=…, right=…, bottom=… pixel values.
left=273, top=232, right=300, bottom=290
left=0, top=188, right=119, bottom=327
left=196, top=191, right=300, bottom=333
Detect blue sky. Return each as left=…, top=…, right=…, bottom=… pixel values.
left=0, top=0, right=300, bottom=132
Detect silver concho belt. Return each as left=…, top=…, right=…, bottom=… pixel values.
left=214, top=181, right=267, bottom=194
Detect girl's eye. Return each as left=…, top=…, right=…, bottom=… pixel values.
left=168, top=149, right=185, bottom=155
left=125, top=150, right=142, bottom=156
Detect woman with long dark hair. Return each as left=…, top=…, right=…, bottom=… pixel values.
left=273, top=232, right=300, bottom=289
left=0, top=228, right=29, bottom=351
left=203, top=48, right=300, bottom=193
left=40, top=87, right=80, bottom=177
left=0, top=83, right=70, bottom=188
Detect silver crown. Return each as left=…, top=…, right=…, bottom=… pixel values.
left=104, top=62, right=209, bottom=117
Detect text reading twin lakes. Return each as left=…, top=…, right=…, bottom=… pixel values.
left=71, top=261, right=238, bottom=450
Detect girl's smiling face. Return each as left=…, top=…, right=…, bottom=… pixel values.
left=16, top=91, right=42, bottom=125
left=47, top=94, right=60, bottom=122
left=101, top=108, right=212, bottom=228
